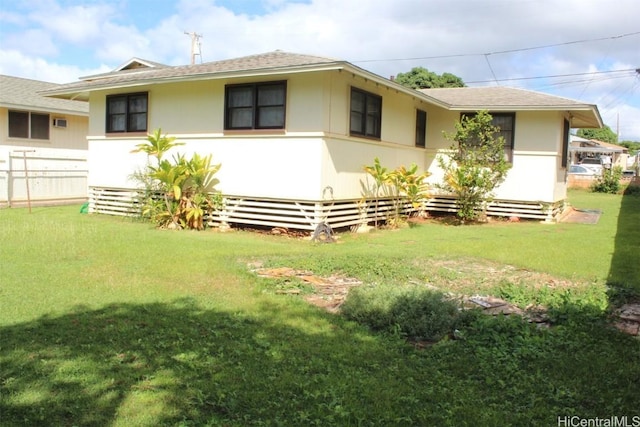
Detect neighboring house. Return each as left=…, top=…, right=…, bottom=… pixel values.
left=0, top=75, right=89, bottom=207
left=569, top=134, right=629, bottom=169
left=42, top=51, right=602, bottom=228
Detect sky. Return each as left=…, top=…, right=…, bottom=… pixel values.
left=1, top=0, right=639, bottom=140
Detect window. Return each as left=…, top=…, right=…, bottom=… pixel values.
left=350, top=88, right=381, bottom=139
left=106, top=93, right=148, bottom=133
left=225, top=81, right=286, bottom=130
left=8, top=111, right=50, bottom=140
left=461, top=112, right=515, bottom=162
left=415, top=109, right=427, bottom=148
left=561, top=118, right=570, bottom=168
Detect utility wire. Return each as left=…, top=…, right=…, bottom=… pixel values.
left=352, top=31, right=640, bottom=64
left=465, top=68, right=637, bottom=84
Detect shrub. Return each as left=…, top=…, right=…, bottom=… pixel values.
left=590, top=166, right=623, bottom=194
left=341, top=284, right=460, bottom=342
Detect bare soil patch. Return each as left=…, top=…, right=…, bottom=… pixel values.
left=249, top=259, right=640, bottom=336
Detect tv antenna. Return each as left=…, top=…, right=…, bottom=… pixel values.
left=184, top=31, right=203, bottom=65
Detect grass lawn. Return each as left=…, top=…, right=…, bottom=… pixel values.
left=1, top=189, right=639, bottom=426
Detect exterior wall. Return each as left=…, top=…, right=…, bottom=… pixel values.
left=88, top=135, right=326, bottom=200
left=421, top=109, right=568, bottom=203
left=0, top=107, right=88, bottom=205
left=0, top=108, right=88, bottom=150
left=87, top=70, right=429, bottom=201
left=86, top=69, right=571, bottom=206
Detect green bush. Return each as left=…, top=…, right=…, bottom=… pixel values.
left=590, top=166, right=623, bottom=194
left=341, top=284, right=460, bottom=341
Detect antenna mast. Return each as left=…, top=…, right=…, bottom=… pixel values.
left=184, top=31, right=203, bottom=65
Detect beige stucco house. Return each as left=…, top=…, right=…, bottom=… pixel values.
left=0, top=75, right=89, bottom=207
left=42, top=51, right=602, bottom=228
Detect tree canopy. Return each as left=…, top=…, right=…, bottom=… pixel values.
left=577, top=126, right=618, bottom=143
left=394, top=67, right=465, bottom=89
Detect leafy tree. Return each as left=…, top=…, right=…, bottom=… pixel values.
left=437, top=111, right=511, bottom=223
left=577, top=126, right=618, bottom=143
left=395, top=67, right=465, bottom=89
left=619, top=141, right=640, bottom=155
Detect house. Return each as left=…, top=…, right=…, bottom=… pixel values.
left=42, top=51, right=602, bottom=228
left=0, top=75, right=89, bottom=207
left=569, top=134, right=628, bottom=169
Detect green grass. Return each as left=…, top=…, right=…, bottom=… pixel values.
left=1, top=190, right=639, bottom=426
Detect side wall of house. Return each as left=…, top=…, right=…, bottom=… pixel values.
left=320, top=70, right=430, bottom=199
left=87, top=74, right=328, bottom=199
left=0, top=107, right=88, bottom=205
left=420, top=109, right=569, bottom=203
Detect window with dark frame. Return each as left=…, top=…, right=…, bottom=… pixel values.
left=561, top=118, right=570, bottom=168
left=461, top=112, right=515, bottom=163
left=106, top=93, right=148, bottom=133
left=225, top=81, right=286, bottom=130
left=415, top=109, right=427, bottom=148
left=8, top=110, right=50, bottom=140
left=350, top=87, right=381, bottom=139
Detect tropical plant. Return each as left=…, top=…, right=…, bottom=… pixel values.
left=363, top=158, right=430, bottom=227
left=131, top=129, right=222, bottom=230
left=131, top=128, right=184, bottom=162
left=437, top=111, right=511, bottom=223
left=363, top=157, right=391, bottom=226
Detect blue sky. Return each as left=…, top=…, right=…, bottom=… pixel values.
left=1, top=0, right=639, bottom=139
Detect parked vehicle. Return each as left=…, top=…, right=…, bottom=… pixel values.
left=569, top=164, right=597, bottom=176
left=578, top=158, right=603, bottom=174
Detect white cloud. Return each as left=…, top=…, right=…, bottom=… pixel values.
left=0, top=49, right=111, bottom=83
left=29, top=2, right=119, bottom=45
left=1, top=0, right=638, bottom=138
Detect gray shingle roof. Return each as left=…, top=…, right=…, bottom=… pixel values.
left=0, top=74, right=89, bottom=114
left=43, top=51, right=342, bottom=98
left=420, top=86, right=602, bottom=128
left=420, top=86, right=593, bottom=109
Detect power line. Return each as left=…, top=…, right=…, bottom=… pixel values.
left=465, top=68, right=637, bottom=85
left=351, top=31, right=640, bottom=64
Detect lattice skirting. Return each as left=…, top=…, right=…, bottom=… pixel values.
left=89, top=187, right=564, bottom=230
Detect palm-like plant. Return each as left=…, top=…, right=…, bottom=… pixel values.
left=132, top=129, right=222, bottom=230
left=131, top=128, right=184, bottom=162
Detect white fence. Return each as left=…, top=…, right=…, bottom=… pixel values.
left=0, top=148, right=88, bottom=207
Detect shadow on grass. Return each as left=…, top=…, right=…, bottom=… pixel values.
left=2, top=297, right=640, bottom=426
left=607, top=183, right=640, bottom=304
left=0, top=299, right=439, bottom=426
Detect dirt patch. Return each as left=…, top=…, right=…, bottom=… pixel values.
left=252, top=266, right=362, bottom=312
left=249, top=260, right=640, bottom=337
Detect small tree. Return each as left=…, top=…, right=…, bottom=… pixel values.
left=437, top=111, right=511, bottom=223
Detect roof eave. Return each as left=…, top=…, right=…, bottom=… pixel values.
left=0, top=101, right=89, bottom=116
left=43, top=60, right=447, bottom=108
left=444, top=104, right=602, bottom=128
left=42, top=62, right=348, bottom=100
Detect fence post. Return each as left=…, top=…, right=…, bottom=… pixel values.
left=13, top=150, right=36, bottom=213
